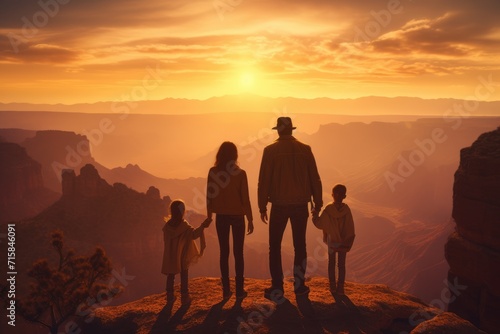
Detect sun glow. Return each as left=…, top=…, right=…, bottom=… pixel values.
left=239, top=72, right=256, bottom=90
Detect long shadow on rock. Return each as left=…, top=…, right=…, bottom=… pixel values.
left=149, top=301, right=175, bottom=334
left=332, top=294, right=360, bottom=313
left=265, top=299, right=323, bottom=334
left=310, top=294, right=365, bottom=334
left=84, top=313, right=139, bottom=334
left=167, top=302, right=191, bottom=330
left=200, top=298, right=231, bottom=333
left=149, top=300, right=191, bottom=334
left=219, top=298, right=246, bottom=334
left=296, top=293, right=315, bottom=318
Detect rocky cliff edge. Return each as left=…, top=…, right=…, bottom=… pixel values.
left=82, top=277, right=483, bottom=334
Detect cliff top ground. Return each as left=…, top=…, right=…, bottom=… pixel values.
left=82, top=277, right=484, bottom=334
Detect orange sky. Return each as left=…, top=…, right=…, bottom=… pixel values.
left=1, top=0, right=500, bottom=104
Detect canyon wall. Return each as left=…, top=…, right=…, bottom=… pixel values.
left=0, top=142, right=58, bottom=222
left=445, top=127, right=500, bottom=333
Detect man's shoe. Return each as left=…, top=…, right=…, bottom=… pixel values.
left=222, top=287, right=233, bottom=300
left=329, top=283, right=337, bottom=297
left=264, top=286, right=284, bottom=301
left=336, top=285, right=345, bottom=295
left=223, top=290, right=233, bottom=300
left=236, top=290, right=248, bottom=300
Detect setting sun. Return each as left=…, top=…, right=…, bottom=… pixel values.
left=239, top=72, right=256, bottom=90
left=1, top=1, right=499, bottom=103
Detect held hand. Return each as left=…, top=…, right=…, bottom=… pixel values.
left=247, top=220, right=254, bottom=235
left=311, top=208, right=320, bottom=220
left=202, top=217, right=212, bottom=228
left=260, top=212, right=268, bottom=224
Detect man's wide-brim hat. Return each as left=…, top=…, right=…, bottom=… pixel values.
left=272, top=117, right=296, bottom=131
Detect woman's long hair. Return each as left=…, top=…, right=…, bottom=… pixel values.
left=214, top=141, right=238, bottom=168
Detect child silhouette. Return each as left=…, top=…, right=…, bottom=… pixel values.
left=313, top=184, right=355, bottom=295
left=161, top=199, right=211, bottom=304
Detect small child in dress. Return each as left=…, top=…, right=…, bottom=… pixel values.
left=161, top=199, right=211, bottom=304
left=313, top=184, right=355, bottom=295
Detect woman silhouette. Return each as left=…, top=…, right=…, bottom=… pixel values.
left=206, top=141, right=254, bottom=299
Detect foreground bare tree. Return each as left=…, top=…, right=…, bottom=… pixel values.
left=18, top=230, right=121, bottom=334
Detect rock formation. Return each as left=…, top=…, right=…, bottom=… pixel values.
left=0, top=142, right=43, bottom=194
left=0, top=142, right=59, bottom=223
left=22, top=130, right=97, bottom=193
left=445, top=127, right=500, bottom=333
left=61, top=164, right=112, bottom=197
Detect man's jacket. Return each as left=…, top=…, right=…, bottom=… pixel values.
left=258, top=135, right=322, bottom=212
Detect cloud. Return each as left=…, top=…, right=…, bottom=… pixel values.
left=0, top=38, right=79, bottom=64
left=371, top=11, right=500, bottom=56
left=1, top=0, right=499, bottom=102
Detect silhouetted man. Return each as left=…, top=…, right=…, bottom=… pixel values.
left=258, top=117, right=322, bottom=300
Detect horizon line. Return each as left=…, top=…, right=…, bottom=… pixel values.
left=2, top=94, right=500, bottom=107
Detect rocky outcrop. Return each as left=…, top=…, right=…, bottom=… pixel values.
left=0, top=142, right=59, bottom=222
left=22, top=130, right=97, bottom=193
left=445, top=127, right=500, bottom=333
left=0, top=142, right=43, bottom=193
left=81, top=277, right=484, bottom=334
left=61, top=164, right=112, bottom=197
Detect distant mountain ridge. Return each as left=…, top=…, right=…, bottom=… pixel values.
left=1, top=95, right=500, bottom=116
left=0, top=129, right=206, bottom=206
